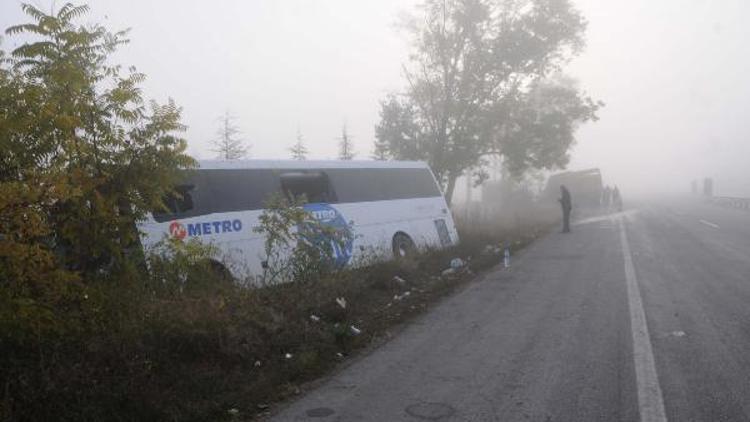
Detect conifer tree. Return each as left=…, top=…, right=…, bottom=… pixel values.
left=289, top=129, right=308, bottom=160
left=211, top=111, right=248, bottom=160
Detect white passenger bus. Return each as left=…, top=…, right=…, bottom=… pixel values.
left=138, top=160, right=459, bottom=280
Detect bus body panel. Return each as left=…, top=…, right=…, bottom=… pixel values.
left=138, top=160, right=458, bottom=282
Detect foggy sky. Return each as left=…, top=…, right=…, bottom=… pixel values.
left=2, top=0, right=749, bottom=197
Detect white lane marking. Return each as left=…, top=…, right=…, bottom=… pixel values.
left=573, top=209, right=639, bottom=226
left=699, top=219, right=720, bottom=229
left=618, top=218, right=668, bottom=422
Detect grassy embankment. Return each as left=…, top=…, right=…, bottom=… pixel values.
left=1, top=215, right=556, bottom=422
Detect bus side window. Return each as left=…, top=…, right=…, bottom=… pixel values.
left=173, top=185, right=195, bottom=213
left=153, top=184, right=195, bottom=222
left=280, top=172, right=337, bottom=204
left=325, top=168, right=442, bottom=203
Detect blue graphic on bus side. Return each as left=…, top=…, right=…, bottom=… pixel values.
left=301, top=203, right=354, bottom=268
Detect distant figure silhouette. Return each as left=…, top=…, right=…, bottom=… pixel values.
left=559, top=185, right=572, bottom=233
left=612, top=186, right=622, bottom=212
left=602, top=185, right=611, bottom=208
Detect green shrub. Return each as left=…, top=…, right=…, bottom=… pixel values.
left=253, top=193, right=349, bottom=285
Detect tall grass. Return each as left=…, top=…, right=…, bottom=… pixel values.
left=1, top=218, right=551, bottom=421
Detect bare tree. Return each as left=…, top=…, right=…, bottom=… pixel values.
left=211, top=111, right=249, bottom=160
left=289, top=128, right=308, bottom=160
left=337, top=124, right=355, bottom=160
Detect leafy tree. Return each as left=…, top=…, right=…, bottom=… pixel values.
left=0, top=2, right=193, bottom=287
left=374, top=94, right=424, bottom=161
left=211, top=110, right=249, bottom=160
left=372, top=138, right=389, bottom=161
left=337, top=124, right=356, bottom=160
left=375, top=0, right=602, bottom=205
left=289, top=128, right=308, bottom=160
left=495, top=75, right=600, bottom=177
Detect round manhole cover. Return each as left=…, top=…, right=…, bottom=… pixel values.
left=305, top=407, right=335, bottom=418
left=405, top=402, right=455, bottom=420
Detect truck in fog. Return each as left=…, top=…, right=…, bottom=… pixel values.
left=543, top=168, right=604, bottom=208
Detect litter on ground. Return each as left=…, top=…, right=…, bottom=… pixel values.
left=335, top=297, right=347, bottom=309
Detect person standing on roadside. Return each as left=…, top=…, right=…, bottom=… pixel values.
left=612, top=185, right=622, bottom=212
left=601, top=185, right=611, bottom=209
left=559, top=185, right=572, bottom=233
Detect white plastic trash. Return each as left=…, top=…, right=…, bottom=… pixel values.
left=335, top=297, right=347, bottom=309
left=394, top=292, right=410, bottom=301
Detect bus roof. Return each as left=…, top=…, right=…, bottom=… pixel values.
left=196, top=159, right=431, bottom=170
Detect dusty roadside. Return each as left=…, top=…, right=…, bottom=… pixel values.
left=245, top=221, right=554, bottom=421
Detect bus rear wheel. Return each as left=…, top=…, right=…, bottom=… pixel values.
left=207, top=260, right=234, bottom=283
left=392, top=233, right=416, bottom=260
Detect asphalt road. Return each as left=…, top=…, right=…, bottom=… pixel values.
left=267, top=197, right=750, bottom=422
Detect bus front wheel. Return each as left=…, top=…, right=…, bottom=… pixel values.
left=392, top=233, right=416, bottom=260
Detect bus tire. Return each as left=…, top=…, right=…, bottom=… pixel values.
left=208, top=260, right=234, bottom=282
left=392, top=232, right=416, bottom=260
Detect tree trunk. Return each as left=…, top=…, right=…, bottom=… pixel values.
left=444, top=173, right=458, bottom=207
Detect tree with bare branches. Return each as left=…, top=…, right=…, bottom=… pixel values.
left=337, top=124, right=355, bottom=160
left=211, top=111, right=248, bottom=160
left=289, top=128, right=308, bottom=160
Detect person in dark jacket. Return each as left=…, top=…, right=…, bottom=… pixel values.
left=612, top=185, right=623, bottom=212
left=559, top=185, right=572, bottom=233
left=602, top=185, right=611, bottom=208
